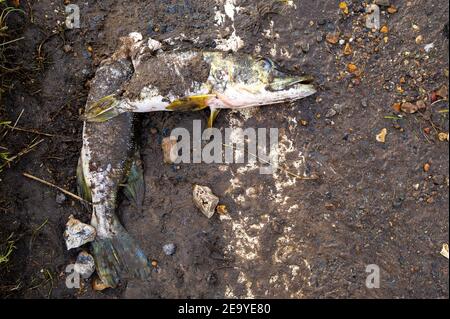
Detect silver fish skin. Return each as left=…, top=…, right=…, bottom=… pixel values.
left=79, top=35, right=151, bottom=288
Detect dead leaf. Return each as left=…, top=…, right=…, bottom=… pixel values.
left=347, top=63, right=358, bottom=73
left=387, top=6, right=397, bottom=14
left=216, top=205, right=228, bottom=215
left=343, top=43, right=352, bottom=55
left=92, top=277, right=110, bottom=291
left=392, top=102, right=401, bottom=112
left=440, top=243, right=449, bottom=259
left=339, top=2, right=349, bottom=14
left=435, top=85, right=448, bottom=99
left=438, top=132, right=449, bottom=142
left=161, top=136, right=178, bottom=164
left=326, top=32, right=340, bottom=45
left=376, top=128, right=387, bottom=143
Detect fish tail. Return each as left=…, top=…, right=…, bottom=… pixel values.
left=91, top=222, right=151, bottom=288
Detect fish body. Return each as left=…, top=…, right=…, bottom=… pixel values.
left=83, top=35, right=316, bottom=126
left=78, top=35, right=151, bottom=288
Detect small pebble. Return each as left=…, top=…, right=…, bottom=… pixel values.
left=325, top=108, right=337, bottom=118
left=376, top=128, right=387, bottom=143
left=316, top=34, right=324, bottom=42
left=56, top=193, right=66, bottom=204
left=74, top=251, right=95, bottom=279
left=366, top=4, right=381, bottom=30
left=64, top=215, right=96, bottom=250
left=374, top=0, right=390, bottom=6
left=92, top=277, right=110, bottom=291
left=161, top=136, right=178, bottom=164
left=63, top=44, right=73, bottom=53
left=392, top=196, right=404, bottom=208
left=301, top=43, right=310, bottom=53
left=424, top=43, right=434, bottom=53
left=415, top=35, right=423, bottom=44
left=163, top=243, right=177, bottom=256
left=193, top=185, right=219, bottom=219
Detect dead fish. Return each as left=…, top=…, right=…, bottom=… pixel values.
left=77, top=33, right=151, bottom=288
left=82, top=33, right=316, bottom=127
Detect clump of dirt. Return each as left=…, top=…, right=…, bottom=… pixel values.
left=123, top=51, right=211, bottom=99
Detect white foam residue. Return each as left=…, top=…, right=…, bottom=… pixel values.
left=214, top=8, right=226, bottom=26
left=270, top=45, right=277, bottom=57
left=224, top=0, right=238, bottom=21
left=215, top=31, right=244, bottom=52
left=214, top=0, right=244, bottom=52
left=226, top=217, right=261, bottom=260
left=286, top=0, right=297, bottom=9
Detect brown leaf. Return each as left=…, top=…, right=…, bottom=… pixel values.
left=380, top=25, right=389, bottom=33
left=343, top=43, right=353, bottom=55
left=387, top=6, right=398, bottom=14
left=392, top=102, right=401, bottom=112
left=435, top=85, right=448, bottom=99
left=347, top=63, right=358, bottom=73
left=376, top=128, right=387, bottom=143
left=326, top=32, right=340, bottom=45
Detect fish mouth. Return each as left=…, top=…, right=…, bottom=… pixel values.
left=268, top=74, right=315, bottom=92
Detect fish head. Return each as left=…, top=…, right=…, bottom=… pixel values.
left=263, top=59, right=315, bottom=93
left=208, top=53, right=316, bottom=108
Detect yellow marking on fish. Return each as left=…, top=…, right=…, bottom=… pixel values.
left=166, top=94, right=216, bottom=111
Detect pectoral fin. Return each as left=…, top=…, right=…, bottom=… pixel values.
left=122, top=149, right=145, bottom=211
left=207, top=108, right=221, bottom=128
left=166, top=94, right=215, bottom=112
left=81, top=95, right=122, bottom=122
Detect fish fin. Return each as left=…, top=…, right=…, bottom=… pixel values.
left=91, top=222, right=151, bottom=288
left=81, top=95, right=122, bottom=122
left=207, top=107, right=221, bottom=128
left=76, top=157, right=92, bottom=208
left=165, top=94, right=215, bottom=112
left=123, top=149, right=145, bottom=211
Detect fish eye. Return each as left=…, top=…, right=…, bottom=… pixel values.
left=260, top=58, right=273, bottom=71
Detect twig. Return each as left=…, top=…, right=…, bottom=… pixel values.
left=23, top=172, right=90, bottom=204
left=0, top=36, right=24, bottom=46
left=1, top=138, right=44, bottom=167
left=1, top=108, right=23, bottom=139
left=12, top=108, right=24, bottom=128
left=5, top=124, right=54, bottom=137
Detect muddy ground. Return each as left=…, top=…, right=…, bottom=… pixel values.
left=0, top=0, right=448, bottom=299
